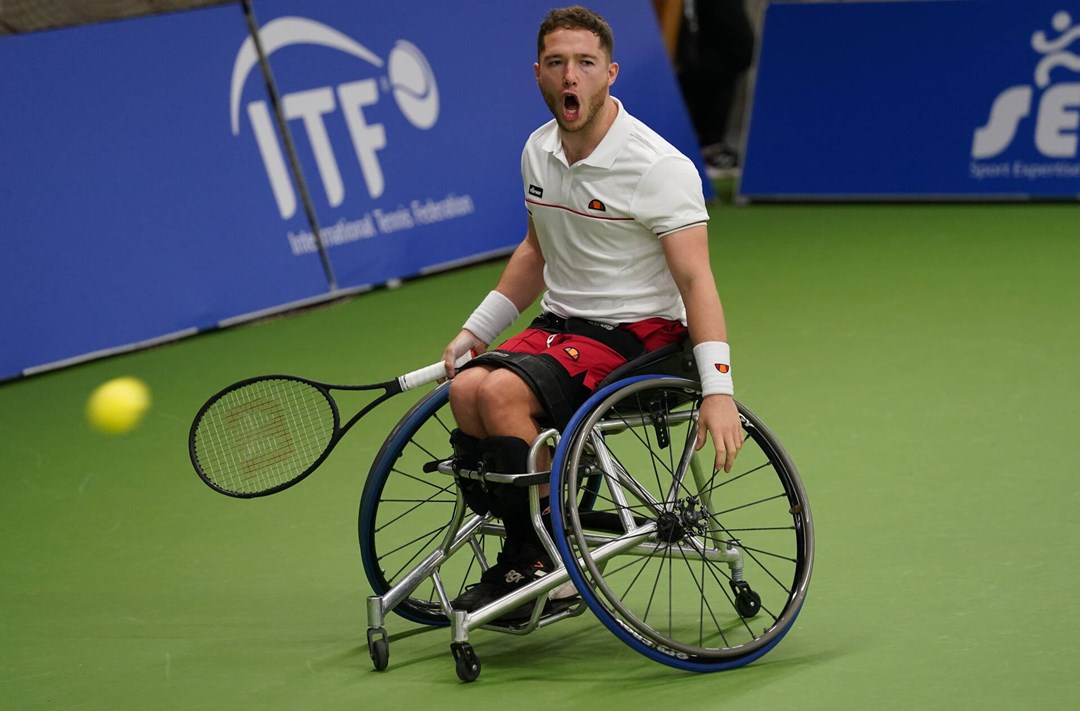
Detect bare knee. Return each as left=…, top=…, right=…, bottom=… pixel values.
left=449, top=368, right=490, bottom=436
left=475, top=370, right=541, bottom=434
left=449, top=368, right=486, bottom=409
left=451, top=367, right=543, bottom=438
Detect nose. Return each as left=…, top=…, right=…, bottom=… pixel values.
left=562, top=62, right=578, bottom=87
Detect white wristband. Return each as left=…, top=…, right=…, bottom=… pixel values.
left=693, top=341, right=734, bottom=396
left=463, top=290, right=520, bottom=345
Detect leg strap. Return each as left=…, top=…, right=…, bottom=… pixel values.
left=450, top=429, right=488, bottom=515
left=477, top=436, right=539, bottom=551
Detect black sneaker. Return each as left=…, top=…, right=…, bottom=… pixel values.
left=450, top=576, right=504, bottom=613
left=451, top=548, right=554, bottom=621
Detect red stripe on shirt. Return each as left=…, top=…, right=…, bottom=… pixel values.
left=525, top=198, right=635, bottom=221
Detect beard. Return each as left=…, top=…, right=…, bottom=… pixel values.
left=542, top=84, right=609, bottom=134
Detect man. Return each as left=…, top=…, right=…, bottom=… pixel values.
left=676, top=0, right=755, bottom=178
left=441, top=5, right=742, bottom=618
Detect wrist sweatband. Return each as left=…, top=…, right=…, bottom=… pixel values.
left=693, top=341, right=734, bottom=396
left=463, top=290, right=519, bottom=345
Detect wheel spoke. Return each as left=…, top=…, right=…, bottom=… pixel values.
left=360, top=387, right=486, bottom=626
left=554, top=377, right=813, bottom=668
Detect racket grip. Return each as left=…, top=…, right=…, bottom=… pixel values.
left=397, top=352, right=473, bottom=392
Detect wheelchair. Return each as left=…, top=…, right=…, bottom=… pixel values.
left=359, top=341, right=814, bottom=682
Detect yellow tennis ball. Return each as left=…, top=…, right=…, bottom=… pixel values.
left=86, top=377, right=151, bottom=435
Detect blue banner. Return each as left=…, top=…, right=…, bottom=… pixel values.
left=739, top=0, right=1080, bottom=200
left=240, top=0, right=705, bottom=290
left=0, top=0, right=702, bottom=380
left=0, top=4, right=330, bottom=378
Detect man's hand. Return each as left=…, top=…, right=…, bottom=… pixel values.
left=442, top=329, right=487, bottom=379
left=695, top=394, right=744, bottom=473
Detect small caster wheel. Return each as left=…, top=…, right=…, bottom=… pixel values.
left=734, top=589, right=761, bottom=618
left=367, top=627, right=389, bottom=671
left=450, top=642, right=481, bottom=682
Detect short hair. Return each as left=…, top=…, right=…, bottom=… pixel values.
left=537, top=6, right=614, bottom=61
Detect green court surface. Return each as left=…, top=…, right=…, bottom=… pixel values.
left=2, top=196, right=1078, bottom=709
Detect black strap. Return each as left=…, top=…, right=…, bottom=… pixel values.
left=530, top=313, right=646, bottom=361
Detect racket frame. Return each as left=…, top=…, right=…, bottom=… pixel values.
left=189, top=364, right=442, bottom=498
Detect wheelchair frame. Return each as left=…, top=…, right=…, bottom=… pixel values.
left=359, top=343, right=813, bottom=682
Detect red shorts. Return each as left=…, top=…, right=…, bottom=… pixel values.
left=498, top=316, right=688, bottom=391
left=462, top=313, right=688, bottom=427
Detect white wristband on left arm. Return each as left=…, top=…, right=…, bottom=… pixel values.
left=693, top=341, right=734, bottom=396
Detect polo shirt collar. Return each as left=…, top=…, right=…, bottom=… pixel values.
left=548, top=96, right=630, bottom=169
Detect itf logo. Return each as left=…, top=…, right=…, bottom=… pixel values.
left=229, top=17, right=439, bottom=219
left=972, top=10, right=1080, bottom=161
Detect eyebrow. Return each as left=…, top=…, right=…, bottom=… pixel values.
left=541, top=50, right=601, bottom=62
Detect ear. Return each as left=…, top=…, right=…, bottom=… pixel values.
left=534, top=62, right=541, bottom=83
left=608, top=61, right=619, bottom=87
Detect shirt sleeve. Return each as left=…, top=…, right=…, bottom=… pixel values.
left=521, top=143, right=531, bottom=214
left=632, top=154, right=709, bottom=237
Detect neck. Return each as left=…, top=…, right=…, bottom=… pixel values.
left=561, top=96, right=618, bottom=165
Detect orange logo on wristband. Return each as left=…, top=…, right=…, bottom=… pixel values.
left=715, top=363, right=730, bottom=374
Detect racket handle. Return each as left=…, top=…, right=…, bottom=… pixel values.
left=397, top=352, right=473, bottom=392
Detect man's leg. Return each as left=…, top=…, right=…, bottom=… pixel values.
left=448, top=368, right=555, bottom=618
left=473, top=368, right=548, bottom=546
left=448, top=366, right=492, bottom=439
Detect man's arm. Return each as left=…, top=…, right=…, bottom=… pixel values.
left=661, top=224, right=744, bottom=473
left=493, top=216, right=547, bottom=312
left=443, top=217, right=546, bottom=375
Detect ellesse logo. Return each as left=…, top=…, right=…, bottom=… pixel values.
left=715, top=363, right=730, bottom=374
left=587, top=199, right=606, bottom=211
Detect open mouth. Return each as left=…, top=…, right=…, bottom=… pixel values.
left=562, top=93, right=580, bottom=122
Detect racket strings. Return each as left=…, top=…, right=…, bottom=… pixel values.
left=193, top=379, right=335, bottom=494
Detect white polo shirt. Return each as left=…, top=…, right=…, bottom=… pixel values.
left=522, top=96, right=709, bottom=325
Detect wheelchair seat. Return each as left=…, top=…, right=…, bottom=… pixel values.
left=595, top=338, right=697, bottom=389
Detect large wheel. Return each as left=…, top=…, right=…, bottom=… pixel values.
left=550, top=375, right=814, bottom=671
left=358, top=385, right=496, bottom=626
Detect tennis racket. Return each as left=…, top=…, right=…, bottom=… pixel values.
left=189, top=356, right=468, bottom=498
